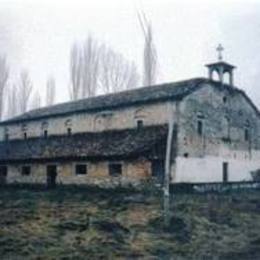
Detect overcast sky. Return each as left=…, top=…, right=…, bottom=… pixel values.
left=0, top=0, right=260, bottom=107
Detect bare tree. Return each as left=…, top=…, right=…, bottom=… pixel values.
left=0, top=55, right=9, bottom=119
left=81, top=35, right=100, bottom=98
left=69, top=35, right=140, bottom=98
left=46, top=76, right=56, bottom=106
left=30, top=91, right=41, bottom=110
left=99, top=46, right=140, bottom=93
left=137, top=10, right=158, bottom=86
left=6, top=84, right=18, bottom=119
left=18, top=70, right=33, bottom=114
left=69, top=43, right=82, bottom=100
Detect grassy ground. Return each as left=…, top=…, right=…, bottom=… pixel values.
left=0, top=185, right=260, bottom=259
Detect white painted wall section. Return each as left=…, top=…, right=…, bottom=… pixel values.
left=173, top=153, right=260, bottom=183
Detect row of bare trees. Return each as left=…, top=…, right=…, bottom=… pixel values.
left=0, top=10, right=158, bottom=119
left=69, top=35, right=140, bottom=100
left=0, top=55, right=57, bottom=120
left=69, top=10, right=158, bottom=101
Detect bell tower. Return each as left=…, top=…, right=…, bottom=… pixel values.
left=206, top=44, right=236, bottom=86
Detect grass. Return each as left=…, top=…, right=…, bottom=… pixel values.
left=0, top=185, right=260, bottom=259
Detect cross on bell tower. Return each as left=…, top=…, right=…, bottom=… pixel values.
left=205, top=44, right=236, bottom=86
left=216, top=44, right=224, bottom=61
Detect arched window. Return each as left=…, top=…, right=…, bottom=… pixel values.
left=94, top=111, right=113, bottom=131
left=21, top=123, right=28, bottom=140
left=65, top=119, right=72, bottom=136
left=222, top=116, right=230, bottom=139
left=244, top=120, right=250, bottom=142
left=134, top=108, right=148, bottom=128
left=41, top=121, right=49, bottom=138
left=197, top=112, right=205, bottom=136
left=197, top=120, right=203, bottom=136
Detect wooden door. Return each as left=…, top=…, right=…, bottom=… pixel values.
left=152, top=160, right=165, bottom=184
left=47, top=165, right=57, bottom=188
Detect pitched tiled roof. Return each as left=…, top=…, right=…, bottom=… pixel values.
left=0, top=78, right=205, bottom=125
left=0, top=125, right=168, bottom=163
left=1, top=77, right=259, bottom=125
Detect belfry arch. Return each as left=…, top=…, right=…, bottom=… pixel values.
left=206, top=44, right=236, bottom=86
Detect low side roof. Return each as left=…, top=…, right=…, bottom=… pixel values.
left=0, top=77, right=259, bottom=125
left=0, top=125, right=168, bottom=163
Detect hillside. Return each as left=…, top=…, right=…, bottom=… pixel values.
left=0, top=186, right=260, bottom=259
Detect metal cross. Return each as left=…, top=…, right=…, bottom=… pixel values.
left=216, top=44, right=224, bottom=61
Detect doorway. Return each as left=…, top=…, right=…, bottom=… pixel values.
left=47, top=165, right=57, bottom=188
left=222, top=162, right=228, bottom=183
left=152, top=160, right=165, bottom=184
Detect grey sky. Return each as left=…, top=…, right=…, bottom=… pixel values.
left=0, top=0, right=260, bottom=107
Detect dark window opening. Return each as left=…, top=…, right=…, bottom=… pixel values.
left=67, top=128, right=72, bottom=136
left=183, top=153, right=189, bottom=158
left=24, top=132, right=27, bottom=140
left=109, top=163, right=122, bottom=177
left=4, top=133, right=9, bottom=141
left=197, top=120, right=203, bottom=136
left=0, top=165, right=7, bottom=184
left=0, top=166, right=7, bottom=177
left=244, top=128, right=249, bottom=141
left=43, top=130, right=48, bottom=138
left=21, top=166, right=31, bottom=176
left=46, top=165, right=57, bottom=188
left=222, top=162, right=228, bottom=183
left=151, top=160, right=164, bottom=184
left=223, top=96, right=227, bottom=103
left=75, top=164, right=87, bottom=175
left=137, top=120, right=143, bottom=129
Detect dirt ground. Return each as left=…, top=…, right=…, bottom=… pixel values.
left=0, top=185, right=260, bottom=259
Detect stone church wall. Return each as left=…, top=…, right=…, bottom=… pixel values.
left=0, top=102, right=172, bottom=141
left=1, top=81, right=260, bottom=185
left=172, top=83, right=260, bottom=183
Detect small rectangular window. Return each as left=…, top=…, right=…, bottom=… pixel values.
left=21, top=166, right=31, bottom=176
left=222, top=162, right=228, bottom=183
left=67, top=128, right=72, bottom=136
left=43, top=130, right=48, bottom=138
left=24, top=132, right=27, bottom=140
left=244, top=128, right=249, bottom=141
left=197, top=120, right=203, bottom=136
left=0, top=165, right=7, bottom=184
left=75, top=164, right=87, bottom=175
left=0, top=165, right=7, bottom=176
left=109, top=163, right=122, bottom=177
left=137, top=120, right=143, bottom=129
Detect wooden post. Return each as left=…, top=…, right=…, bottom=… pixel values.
left=164, top=113, right=174, bottom=197
left=163, top=102, right=175, bottom=226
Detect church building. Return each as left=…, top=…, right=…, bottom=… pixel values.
left=0, top=50, right=259, bottom=187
